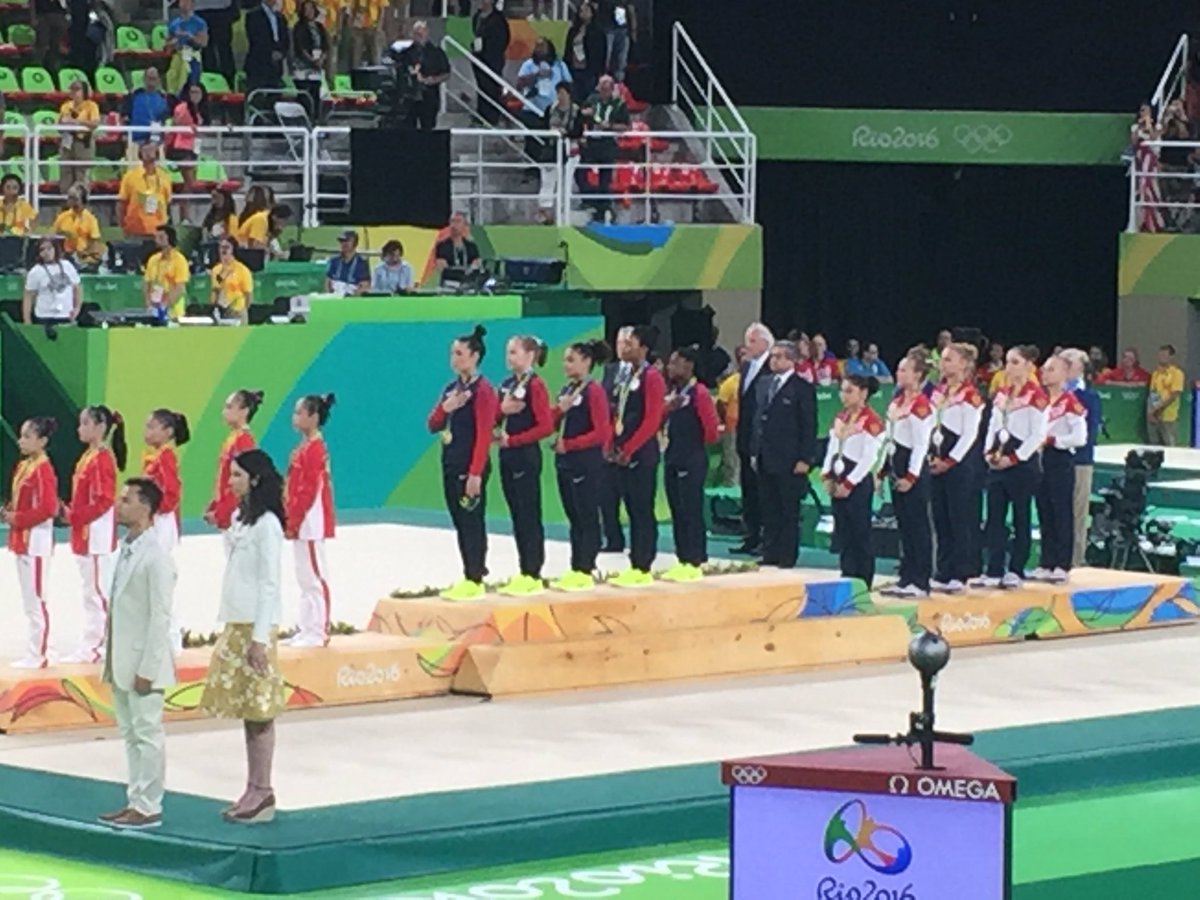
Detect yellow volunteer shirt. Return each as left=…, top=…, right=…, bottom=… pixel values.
left=211, top=259, right=253, bottom=313
left=1150, top=365, right=1185, bottom=422
left=235, top=209, right=269, bottom=246
left=717, top=371, right=740, bottom=431
left=0, top=198, right=35, bottom=235
left=53, top=208, right=102, bottom=254
left=118, top=165, right=172, bottom=236
left=145, top=248, right=191, bottom=319
left=208, top=212, right=239, bottom=240
left=59, top=98, right=101, bottom=126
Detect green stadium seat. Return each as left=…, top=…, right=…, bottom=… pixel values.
left=89, top=161, right=122, bottom=193
left=129, top=69, right=146, bottom=91
left=3, top=109, right=26, bottom=145
left=116, top=26, right=150, bottom=55
left=22, top=66, right=61, bottom=99
left=0, top=66, right=19, bottom=94
left=333, top=74, right=352, bottom=94
left=200, top=71, right=231, bottom=94
left=32, top=109, right=60, bottom=143
left=94, top=66, right=128, bottom=96
left=57, top=66, right=90, bottom=92
left=8, top=23, right=34, bottom=48
left=151, top=24, right=168, bottom=52
left=38, top=155, right=60, bottom=188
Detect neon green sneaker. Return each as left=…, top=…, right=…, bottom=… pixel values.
left=550, top=570, right=595, bottom=592
left=609, top=567, right=655, bottom=588
left=661, top=563, right=703, bottom=583
left=440, top=579, right=486, bottom=601
left=498, top=574, right=545, bottom=597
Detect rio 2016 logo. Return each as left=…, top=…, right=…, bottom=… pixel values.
left=823, top=799, right=913, bottom=876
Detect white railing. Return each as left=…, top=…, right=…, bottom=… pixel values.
left=670, top=22, right=756, bottom=222
left=1152, top=34, right=1189, bottom=118
left=440, top=33, right=541, bottom=132
left=1127, top=139, right=1200, bottom=232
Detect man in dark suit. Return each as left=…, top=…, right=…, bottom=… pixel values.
left=732, top=322, right=774, bottom=554
left=471, top=0, right=510, bottom=125
left=244, top=0, right=290, bottom=96
left=752, top=340, right=817, bottom=568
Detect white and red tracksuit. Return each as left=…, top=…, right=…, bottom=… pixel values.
left=286, top=434, right=336, bottom=646
left=142, top=445, right=182, bottom=553
left=9, top=453, right=58, bottom=666
left=66, top=447, right=118, bottom=663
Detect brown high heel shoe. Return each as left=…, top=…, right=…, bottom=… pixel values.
left=223, top=792, right=276, bottom=824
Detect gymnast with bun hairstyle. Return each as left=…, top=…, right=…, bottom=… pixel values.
left=550, top=339, right=613, bottom=592
left=63, top=405, right=127, bottom=663
left=496, top=335, right=555, bottom=596
left=2, top=417, right=60, bottom=668
left=285, top=393, right=337, bottom=647
left=427, top=325, right=499, bottom=602
left=206, top=389, right=264, bottom=531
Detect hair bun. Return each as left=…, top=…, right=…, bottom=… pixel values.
left=252, top=390, right=265, bottom=404
left=324, top=392, right=337, bottom=409
left=473, top=324, right=488, bottom=339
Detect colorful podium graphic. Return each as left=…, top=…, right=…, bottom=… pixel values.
left=722, top=744, right=1015, bottom=899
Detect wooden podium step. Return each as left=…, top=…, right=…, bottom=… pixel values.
left=0, top=632, right=455, bottom=734
left=452, top=614, right=912, bottom=697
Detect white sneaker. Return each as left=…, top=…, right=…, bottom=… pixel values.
left=879, top=582, right=908, bottom=597
left=1047, top=568, right=1069, bottom=584
left=1001, top=572, right=1024, bottom=590
left=57, top=651, right=99, bottom=665
left=968, top=576, right=1001, bottom=589
left=895, top=583, right=930, bottom=598
left=11, top=657, right=47, bottom=669
left=284, top=635, right=327, bottom=649
left=1028, top=567, right=1052, bottom=582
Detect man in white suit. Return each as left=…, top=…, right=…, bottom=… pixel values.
left=99, top=477, right=177, bottom=830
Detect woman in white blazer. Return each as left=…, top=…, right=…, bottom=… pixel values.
left=199, top=448, right=285, bottom=825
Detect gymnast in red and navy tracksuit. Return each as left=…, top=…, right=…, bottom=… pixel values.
left=662, top=346, right=719, bottom=579
left=1033, top=353, right=1087, bottom=583
left=610, top=325, right=666, bottom=586
left=496, top=335, right=555, bottom=594
left=427, top=324, right=499, bottom=600
left=551, top=339, right=613, bottom=591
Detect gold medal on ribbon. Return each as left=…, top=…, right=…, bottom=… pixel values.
left=615, top=421, right=625, bottom=436
left=441, top=431, right=453, bottom=446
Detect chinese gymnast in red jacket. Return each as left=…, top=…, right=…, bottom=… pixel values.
left=206, top=389, right=262, bottom=530
left=285, top=393, right=337, bottom=646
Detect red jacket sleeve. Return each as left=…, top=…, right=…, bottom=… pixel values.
left=11, top=462, right=58, bottom=529
left=506, top=377, right=555, bottom=448
left=562, top=382, right=613, bottom=452
left=621, top=367, right=666, bottom=457
left=695, top=384, right=720, bottom=445
left=285, top=443, right=318, bottom=536
left=70, top=452, right=116, bottom=526
left=157, top=450, right=181, bottom=515
left=469, top=379, right=498, bottom=476
left=427, top=396, right=448, bottom=433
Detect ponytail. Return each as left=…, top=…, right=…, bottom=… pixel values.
left=513, top=335, right=549, bottom=368
left=235, top=388, right=266, bottom=422
left=84, top=405, right=128, bottom=471
left=458, top=324, right=488, bottom=361
left=571, top=339, right=610, bottom=368
left=301, top=392, right=336, bottom=426
left=151, top=408, right=191, bottom=446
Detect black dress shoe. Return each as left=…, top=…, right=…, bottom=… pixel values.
left=731, top=542, right=761, bottom=555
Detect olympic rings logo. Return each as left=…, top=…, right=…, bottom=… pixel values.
left=728, top=765, right=768, bottom=785
left=0, top=874, right=142, bottom=899
left=953, top=124, right=1013, bottom=154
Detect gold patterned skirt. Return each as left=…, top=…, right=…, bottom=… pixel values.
left=200, top=624, right=287, bottom=722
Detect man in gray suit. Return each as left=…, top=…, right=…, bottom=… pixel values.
left=99, top=477, right=177, bottom=830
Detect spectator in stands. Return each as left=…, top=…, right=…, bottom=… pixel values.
left=292, top=0, right=330, bottom=117
left=1159, top=100, right=1194, bottom=231
left=197, top=0, right=238, bottom=85
left=472, top=0, right=511, bottom=125
left=0, top=175, right=35, bottom=236
left=237, top=201, right=290, bottom=255
left=397, top=20, right=451, bottom=131
left=143, top=225, right=191, bottom=320
left=536, top=81, right=582, bottom=224
left=121, top=67, right=170, bottom=156
left=930, top=328, right=952, bottom=365
left=167, top=0, right=209, bottom=90
left=1087, top=345, right=1108, bottom=378
left=842, top=338, right=861, bottom=373
left=596, top=0, right=636, bottom=84
left=240, top=184, right=275, bottom=225
left=202, top=187, right=238, bottom=239
left=54, top=185, right=105, bottom=269
left=210, top=236, right=253, bottom=323
left=23, top=238, right=83, bottom=325
left=58, top=80, right=100, bottom=195
left=846, top=342, right=893, bottom=382
left=348, top=0, right=382, bottom=69
left=578, top=74, right=630, bottom=221
left=811, top=332, right=834, bottom=362
left=566, top=1, right=606, bottom=104
left=326, top=230, right=371, bottom=296
left=518, top=39, right=572, bottom=115
left=380, top=0, right=409, bottom=50
left=371, top=240, right=415, bottom=293
left=1096, top=347, right=1150, bottom=385
left=983, top=341, right=1005, bottom=386
left=1147, top=344, right=1185, bottom=447
left=245, top=0, right=290, bottom=96
left=435, top=212, right=482, bottom=279
left=118, top=143, right=173, bottom=237
left=166, top=83, right=209, bottom=223
left=33, top=0, right=69, bottom=75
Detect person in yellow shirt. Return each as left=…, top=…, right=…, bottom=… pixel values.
left=1148, top=343, right=1186, bottom=447
left=716, top=354, right=743, bottom=487
left=58, top=80, right=101, bottom=194
left=53, top=185, right=105, bottom=268
left=201, top=188, right=239, bottom=240
left=210, top=237, right=254, bottom=323
left=235, top=206, right=269, bottom=247
left=143, top=225, right=191, bottom=320
left=0, top=174, right=35, bottom=235
left=118, top=143, right=173, bottom=237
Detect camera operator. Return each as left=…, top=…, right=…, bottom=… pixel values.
left=397, top=20, right=450, bottom=130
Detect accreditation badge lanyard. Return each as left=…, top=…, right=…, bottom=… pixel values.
left=442, top=376, right=477, bottom=446
left=663, top=378, right=695, bottom=449
left=615, top=363, right=643, bottom=437
left=556, top=379, right=588, bottom=435
left=141, top=172, right=161, bottom=216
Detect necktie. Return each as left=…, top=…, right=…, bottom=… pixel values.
left=768, top=375, right=781, bottom=404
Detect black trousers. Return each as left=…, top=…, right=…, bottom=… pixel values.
left=598, top=460, right=625, bottom=549
left=199, top=6, right=238, bottom=84
left=558, top=463, right=602, bottom=573
left=893, top=474, right=932, bottom=590
left=758, top=465, right=804, bottom=568
left=665, top=454, right=708, bottom=566
left=1036, top=448, right=1076, bottom=571
left=407, top=88, right=441, bottom=130
left=474, top=61, right=503, bottom=124
left=984, top=457, right=1042, bottom=577
left=618, top=455, right=659, bottom=571
left=500, top=447, right=544, bottom=579
left=833, top=479, right=875, bottom=587
left=931, top=462, right=980, bottom=583
left=443, top=467, right=489, bottom=582
left=737, top=450, right=761, bottom=546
